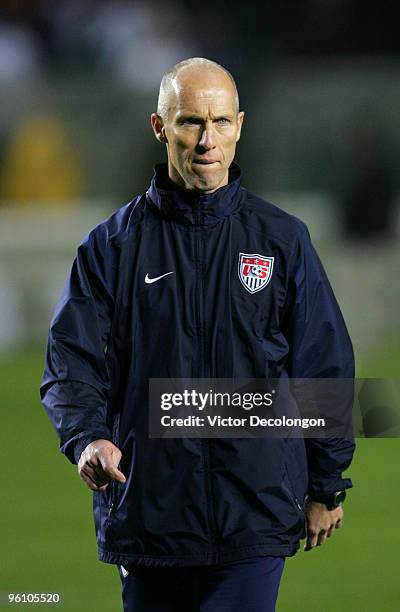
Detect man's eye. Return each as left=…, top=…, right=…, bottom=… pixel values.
left=216, top=118, right=230, bottom=125
left=182, top=118, right=201, bottom=125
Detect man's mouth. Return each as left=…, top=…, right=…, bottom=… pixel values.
left=192, top=160, right=219, bottom=165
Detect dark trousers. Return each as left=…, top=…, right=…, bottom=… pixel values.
left=118, top=556, right=285, bottom=612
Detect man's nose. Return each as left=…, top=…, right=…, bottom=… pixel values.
left=198, top=125, right=216, bottom=150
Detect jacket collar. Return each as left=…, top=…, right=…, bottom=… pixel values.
left=146, top=162, right=242, bottom=227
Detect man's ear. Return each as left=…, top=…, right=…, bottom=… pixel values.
left=151, top=113, right=168, bottom=144
left=236, top=111, right=245, bottom=143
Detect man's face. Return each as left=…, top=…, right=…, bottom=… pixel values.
left=152, top=69, right=244, bottom=193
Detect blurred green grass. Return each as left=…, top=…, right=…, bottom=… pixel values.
left=0, top=345, right=399, bottom=611
left=0, top=347, right=120, bottom=611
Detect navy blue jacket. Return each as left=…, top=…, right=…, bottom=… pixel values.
left=41, top=163, right=355, bottom=568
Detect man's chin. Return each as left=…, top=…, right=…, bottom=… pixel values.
left=188, top=168, right=227, bottom=193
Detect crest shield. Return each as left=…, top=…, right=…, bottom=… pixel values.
left=238, top=252, right=274, bottom=294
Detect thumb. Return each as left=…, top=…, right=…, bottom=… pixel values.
left=97, top=448, right=126, bottom=483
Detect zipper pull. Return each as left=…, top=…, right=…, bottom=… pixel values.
left=295, top=498, right=303, bottom=511
left=108, top=502, right=115, bottom=516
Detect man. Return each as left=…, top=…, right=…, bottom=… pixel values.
left=41, top=57, right=355, bottom=611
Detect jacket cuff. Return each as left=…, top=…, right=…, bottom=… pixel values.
left=61, top=433, right=112, bottom=465
left=307, top=475, right=353, bottom=498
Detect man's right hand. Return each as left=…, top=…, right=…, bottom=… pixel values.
left=78, top=439, right=126, bottom=491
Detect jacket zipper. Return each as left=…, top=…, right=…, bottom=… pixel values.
left=108, top=414, right=121, bottom=516
left=108, top=481, right=117, bottom=516
left=194, top=206, right=205, bottom=376
left=194, top=206, right=220, bottom=563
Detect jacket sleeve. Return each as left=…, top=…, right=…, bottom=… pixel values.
left=284, top=221, right=355, bottom=497
left=40, top=228, right=115, bottom=464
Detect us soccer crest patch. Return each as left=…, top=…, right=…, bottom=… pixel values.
left=238, top=252, right=274, bottom=294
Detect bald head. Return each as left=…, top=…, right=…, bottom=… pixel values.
left=157, top=57, right=240, bottom=120
left=151, top=57, right=244, bottom=193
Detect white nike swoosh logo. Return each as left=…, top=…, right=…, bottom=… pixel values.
left=145, top=271, right=174, bottom=284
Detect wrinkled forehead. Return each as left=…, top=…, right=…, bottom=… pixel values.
left=169, top=70, right=237, bottom=115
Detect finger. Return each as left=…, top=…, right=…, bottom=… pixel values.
left=317, top=529, right=328, bottom=546
left=90, top=470, right=111, bottom=488
left=79, top=459, right=109, bottom=486
left=91, top=463, right=112, bottom=485
left=80, top=472, right=98, bottom=490
left=335, top=518, right=343, bottom=529
left=82, top=470, right=108, bottom=491
left=83, top=463, right=106, bottom=482
left=304, top=531, right=318, bottom=551
left=80, top=469, right=108, bottom=492
left=97, top=454, right=126, bottom=483
left=326, top=524, right=335, bottom=538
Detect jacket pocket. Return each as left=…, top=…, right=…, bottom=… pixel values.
left=282, top=464, right=307, bottom=540
left=282, top=464, right=304, bottom=514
